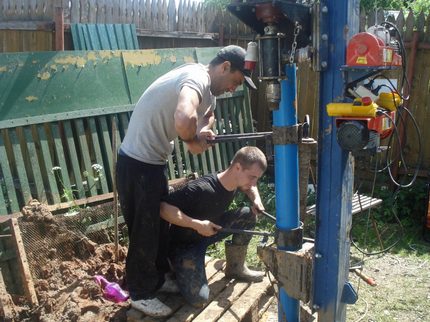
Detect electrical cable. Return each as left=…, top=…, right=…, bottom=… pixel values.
left=386, top=106, right=423, bottom=188
left=351, top=154, right=405, bottom=256
left=380, top=21, right=411, bottom=101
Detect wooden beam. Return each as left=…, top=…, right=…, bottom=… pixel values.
left=0, top=269, right=14, bottom=322
left=8, top=219, right=38, bottom=307
left=0, top=21, right=55, bottom=31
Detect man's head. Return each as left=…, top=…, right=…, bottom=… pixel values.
left=209, top=45, right=257, bottom=96
left=230, top=146, right=267, bottom=190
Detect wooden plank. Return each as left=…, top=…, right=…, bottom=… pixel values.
left=36, top=124, right=61, bottom=204
left=220, top=99, right=235, bottom=161
left=8, top=128, right=32, bottom=206
left=51, top=122, right=73, bottom=195
left=132, top=0, right=139, bottom=27
left=96, top=0, right=106, bottom=23
left=219, top=276, right=272, bottom=322
left=173, top=138, right=184, bottom=178
left=0, top=266, right=14, bottom=321
left=88, top=0, right=96, bottom=22
left=105, top=0, right=113, bottom=24
left=87, top=117, right=109, bottom=193
left=228, top=98, right=241, bottom=152
left=9, top=218, right=38, bottom=307
left=214, top=105, right=228, bottom=169
left=97, top=116, right=113, bottom=188
left=118, top=113, right=129, bottom=138
left=74, top=119, right=97, bottom=196
left=144, top=0, right=151, bottom=30
left=80, top=0, right=89, bottom=24
left=164, top=263, right=229, bottom=322
left=167, top=154, right=176, bottom=179
left=167, top=0, right=176, bottom=31
left=193, top=280, right=249, bottom=322
left=180, top=141, right=192, bottom=174
left=23, top=126, right=47, bottom=203
left=405, top=10, right=415, bottom=42
left=62, top=121, right=85, bottom=199
left=0, top=131, right=19, bottom=214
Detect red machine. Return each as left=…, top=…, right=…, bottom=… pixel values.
left=346, top=26, right=402, bottom=67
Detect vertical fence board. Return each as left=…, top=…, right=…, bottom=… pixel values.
left=97, top=116, right=114, bottom=189
left=74, top=119, right=97, bottom=197
left=50, top=123, right=73, bottom=196
left=405, top=10, right=415, bottom=42
left=63, top=120, right=85, bottom=199
left=87, top=118, right=109, bottom=194
left=36, top=125, right=60, bottom=204
left=425, top=14, right=430, bottom=43
left=23, top=126, right=47, bottom=203
left=105, top=0, right=113, bottom=24
left=0, top=131, right=20, bottom=213
left=9, top=129, right=32, bottom=206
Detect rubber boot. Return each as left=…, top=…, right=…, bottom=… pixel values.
left=224, top=241, right=264, bottom=282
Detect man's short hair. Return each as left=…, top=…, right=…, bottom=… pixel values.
left=231, top=146, right=267, bottom=172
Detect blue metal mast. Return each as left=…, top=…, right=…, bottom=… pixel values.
left=312, top=0, right=360, bottom=321
left=274, top=64, right=300, bottom=322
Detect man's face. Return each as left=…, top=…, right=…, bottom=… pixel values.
left=211, top=62, right=244, bottom=96
left=236, top=163, right=264, bottom=191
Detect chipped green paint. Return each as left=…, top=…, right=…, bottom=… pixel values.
left=123, top=50, right=162, bottom=67
left=37, top=71, right=51, bottom=80
left=0, top=47, right=221, bottom=123
left=25, top=96, right=38, bottom=102
left=184, top=56, right=195, bottom=63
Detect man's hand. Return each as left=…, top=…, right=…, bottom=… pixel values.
left=186, top=129, right=215, bottom=154
left=194, top=220, right=222, bottom=237
left=252, top=200, right=265, bottom=216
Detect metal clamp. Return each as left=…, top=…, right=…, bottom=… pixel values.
left=272, top=124, right=303, bottom=145
left=275, top=222, right=304, bottom=249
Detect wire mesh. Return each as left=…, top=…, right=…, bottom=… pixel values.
left=18, top=200, right=127, bottom=281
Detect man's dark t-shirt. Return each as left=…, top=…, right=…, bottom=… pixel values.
left=162, top=174, right=236, bottom=245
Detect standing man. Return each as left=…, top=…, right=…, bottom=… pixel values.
left=116, top=45, right=257, bottom=317
left=160, top=146, right=267, bottom=307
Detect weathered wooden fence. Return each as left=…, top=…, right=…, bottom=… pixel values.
left=0, top=4, right=429, bottom=170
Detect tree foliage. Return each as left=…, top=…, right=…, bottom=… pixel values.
left=360, top=0, right=430, bottom=13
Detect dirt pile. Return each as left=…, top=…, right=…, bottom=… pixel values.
left=7, top=200, right=130, bottom=322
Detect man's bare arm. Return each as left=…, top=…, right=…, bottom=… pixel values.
left=160, top=201, right=221, bottom=236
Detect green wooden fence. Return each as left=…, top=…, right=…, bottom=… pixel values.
left=0, top=47, right=254, bottom=215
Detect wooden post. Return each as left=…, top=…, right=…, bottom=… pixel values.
left=9, top=219, right=38, bottom=307
left=55, top=6, right=65, bottom=51
left=112, top=118, right=119, bottom=263
left=0, top=268, right=14, bottom=321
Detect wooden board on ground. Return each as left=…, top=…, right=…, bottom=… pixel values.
left=127, top=258, right=274, bottom=322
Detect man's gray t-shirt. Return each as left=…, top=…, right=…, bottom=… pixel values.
left=120, top=63, right=216, bottom=165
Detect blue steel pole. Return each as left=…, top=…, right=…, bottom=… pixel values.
left=312, top=0, right=360, bottom=321
left=273, top=64, right=300, bottom=322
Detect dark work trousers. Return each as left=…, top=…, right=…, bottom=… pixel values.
left=169, top=207, right=256, bottom=307
left=116, top=153, right=170, bottom=301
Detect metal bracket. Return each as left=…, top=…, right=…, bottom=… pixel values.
left=275, top=223, right=303, bottom=249
left=312, top=1, right=329, bottom=71
left=257, top=242, right=314, bottom=302
left=272, top=124, right=302, bottom=145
